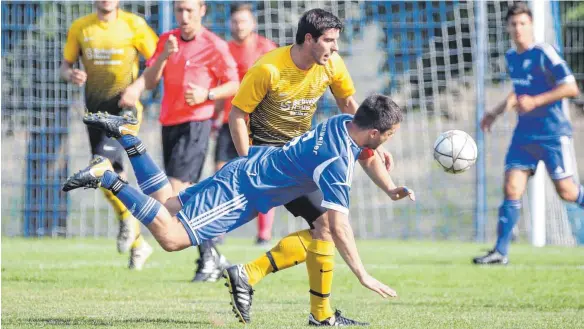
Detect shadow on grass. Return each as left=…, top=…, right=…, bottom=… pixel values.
left=4, top=317, right=213, bottom=327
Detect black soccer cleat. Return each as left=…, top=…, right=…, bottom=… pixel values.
left=62, top=156, right=113, bottom=192
left=192, top=247, right=226, bottom=283
left=308, top=309, right=369, bottom=326
left=223, top=264, right=253, bottom=324
left=83, top=112, right=139, bottom=139
left=472, top=249, right=509, bottom=265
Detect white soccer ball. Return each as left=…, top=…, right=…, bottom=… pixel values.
left=433, top=130, right=478, bottom=174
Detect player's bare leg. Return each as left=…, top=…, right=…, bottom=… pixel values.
left=553, top=177, right=581, bottom=203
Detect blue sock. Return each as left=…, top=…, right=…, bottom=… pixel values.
left=118, top=135, right=169, bottom=195
left=577, top=185, right=584, bottom=209
left=495, top=199, right=522, bottom=256
left=101, top=171, right=161, bottom=226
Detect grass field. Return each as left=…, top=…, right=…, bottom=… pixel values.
left=2, top=237, right=583, bottom=328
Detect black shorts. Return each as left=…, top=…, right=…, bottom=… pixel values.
left=162, top=120, right=211, bottom=184
left=86, top=104, right=140, bottom=174
left=215, top=123, right=238, bottom=163
left=252, top=138, right=327, bottom=227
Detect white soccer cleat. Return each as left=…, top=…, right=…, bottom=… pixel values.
left=129, top=240, right=153, bottom=271
left=117, top=217, right=137, bottom=253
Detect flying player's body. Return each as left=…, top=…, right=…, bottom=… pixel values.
left=63, top=94, right=414, bottom=325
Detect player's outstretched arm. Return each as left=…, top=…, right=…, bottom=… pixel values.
left=481, top=92, right=517, bottom=132
left=328, top=209, right=398, bottom=298
left=358, top=152, right=415, bottom=201
left=229, top=106, right=251, bottom=156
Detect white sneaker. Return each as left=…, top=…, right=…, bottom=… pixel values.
left=117, top=216, right=136, bottom=253
left=129, top=240, right=153, bottom=271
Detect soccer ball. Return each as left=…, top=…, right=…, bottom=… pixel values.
left=433, top=130, right=478, bottom=174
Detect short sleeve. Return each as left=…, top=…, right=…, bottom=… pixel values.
left=210, top=41, right=239, bottom=84
left=131, top=16, right=159, bottom=60
left=63, top=21, right=81, bottom=63
left=539, top=43, right=575, bottom=85
left=329, top=54, right=356, bottom=99
left=231, top=64, right=275, bottom=113
left=313, top=156, right=351, bottom=214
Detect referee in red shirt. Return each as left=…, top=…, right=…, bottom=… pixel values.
left=142, top=0, right=239, bottom=282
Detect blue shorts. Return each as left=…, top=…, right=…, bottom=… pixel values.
left=176, top=158, right=259, bottom=246
left=505, top=136, right=575, bottom=180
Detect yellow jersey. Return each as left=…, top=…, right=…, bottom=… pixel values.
left=63, top=10, right=158, bottom=115
left=231, top=45, right=355, bottom=145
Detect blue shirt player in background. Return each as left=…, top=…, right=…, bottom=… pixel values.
left=63, top=94, right=415, bottom=326
left=473, top=2, right=582, bottom=265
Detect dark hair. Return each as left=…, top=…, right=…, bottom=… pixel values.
left=295, top=8, right=343, bottom=44
left=230, top=2, right=253, bottom=16
left=505, top=2, right=532, bottom=22
left=353, top=95, right=403, bottom=133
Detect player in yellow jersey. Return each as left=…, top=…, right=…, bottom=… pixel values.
left=60, top=0, right=158, bottom=270
left=226, top=8, right=394, bottom=326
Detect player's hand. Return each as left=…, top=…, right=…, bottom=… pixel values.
left=375, top=145, right=394, bottom=172
left=516, top=95, right=538, bottom=113
left=162, top=34, right=179, bottom=59
left=389, top=186, right=415, bottom=201
left=185, top=83, right=209, bottom=106
left=118, top=85, right=141, bottom=108
left=359, top=274, right=398, bottom=298
left=480, top=113, right=497, bottom=132
left=69, top=69, right=87, bottom=86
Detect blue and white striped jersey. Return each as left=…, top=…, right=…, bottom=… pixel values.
left=505, top=43, right=575, bottom=141
left=241, top=114, right=363, bottom=215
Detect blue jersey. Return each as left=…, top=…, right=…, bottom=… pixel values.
left=241, top=114, right=363, bottom=215
left=506, top=43, right=575, bottom=141
left=176, top=113, right=365, bottom=245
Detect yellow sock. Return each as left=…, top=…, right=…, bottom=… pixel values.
left=102, top=188, right=130, bottom=220
left=130, top=218, right=144, bottom=249
left=244, top=229, right=312, bottom=286
left=307, top=239, right=335, bottom=322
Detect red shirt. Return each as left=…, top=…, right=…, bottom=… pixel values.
left=147, top=28, right=238, bottom=126
left=221, top=34, right=276, bottom=123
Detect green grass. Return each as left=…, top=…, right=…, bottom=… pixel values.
left=2, top=238, right=584, bottom=328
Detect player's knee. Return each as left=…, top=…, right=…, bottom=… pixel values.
left=311, top=218, right=333, bottom=241
left=159, top=239, right=181, bottom=252
left=503, top=181, right=524, bottom=199
left=555, top=183, right=577, bottom=202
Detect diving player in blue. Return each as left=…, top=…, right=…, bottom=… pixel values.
left=473, top=2, right=582, bottom=265
left=63, top=94, right=415, bottom=325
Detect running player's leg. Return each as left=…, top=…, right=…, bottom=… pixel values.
left=540, top=136, right=584, bottom=208
left=243, top=192, right=324, bottom=285
left=228, top=188, right=366, bottom=325
left=473, top=141, right=534, bottom=264
left=256, top=209, right=275, bottom=245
